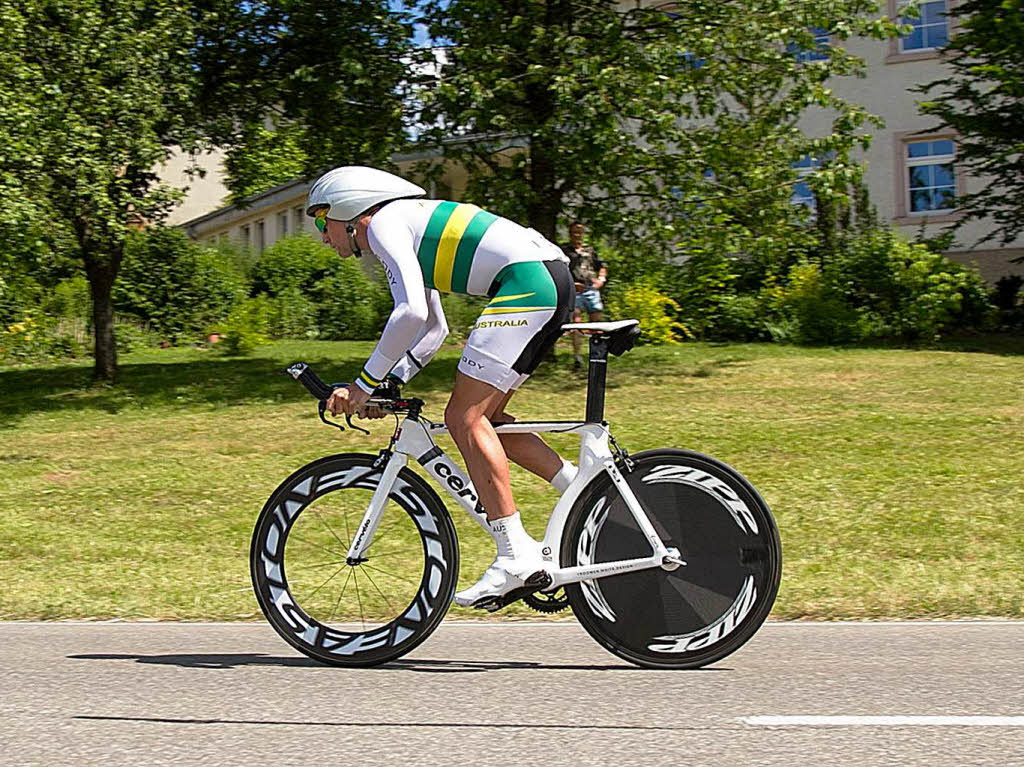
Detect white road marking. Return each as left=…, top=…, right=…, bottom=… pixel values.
left=742, top=716, right=1024, bottom=727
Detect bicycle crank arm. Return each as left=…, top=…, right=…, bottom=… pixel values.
left=548, top=547, right=685, bottom=589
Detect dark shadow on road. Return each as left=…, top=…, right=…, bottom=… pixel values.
left=68, top=652, right=730, bottom=673
left=68, top=653, right=321, bottom=669
left=74, top=714, right=728, bottom=731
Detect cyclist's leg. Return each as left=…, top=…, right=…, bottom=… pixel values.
left=491, top=389, right=565, bottom=484
left=444, top=373, right=516, bottom=522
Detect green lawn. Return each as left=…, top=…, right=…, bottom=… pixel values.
left=1, top=337, right=1022, bottom=621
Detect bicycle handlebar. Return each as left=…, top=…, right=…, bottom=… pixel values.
left=284, top=362, right=424, bottom=433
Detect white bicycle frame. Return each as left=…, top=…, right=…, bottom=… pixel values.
left=344, top=416, right=683, bottom=588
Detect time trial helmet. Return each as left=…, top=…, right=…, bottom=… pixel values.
left=306, top=166, right=426, bottom=223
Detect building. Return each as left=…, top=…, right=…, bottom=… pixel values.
left=173, top=1, right=1023, bottom=283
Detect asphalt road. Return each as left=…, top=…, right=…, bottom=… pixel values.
left=2, top=621, right=1022, bottom=766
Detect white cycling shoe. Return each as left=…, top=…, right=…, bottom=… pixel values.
left=453, top=555, right=551, bottom=610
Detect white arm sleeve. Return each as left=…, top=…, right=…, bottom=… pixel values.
left=390, top=289, right=448, bottom=384
left=355, top=214, right=429, bottom=393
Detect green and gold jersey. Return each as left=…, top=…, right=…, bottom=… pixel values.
left=366, top=199, right=567, bottom=298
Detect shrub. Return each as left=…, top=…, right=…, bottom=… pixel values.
left=890, top=245, right=993, bottom=340
left=713, top=294, right=771, bottom=342
left=767, top=262, right=861, bottom=345
left=266, top=286, right=319, bottom=339
left=316, top=258, right=391, bottom=340
left=250, top=235, right=333, bottom=296
left=669, top=251, right=739, bottom=339
left=218, top=297, right=270, bottom=356
left=44, top=276, right=91, bottom=323
left=116, top=227, right=244, bottom=342
left=824, top=232, right=993, bottom=341
left=607, top=281, right=688, bottom=345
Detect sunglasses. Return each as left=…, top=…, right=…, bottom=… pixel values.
left=314, top=208, right=329, bottom=233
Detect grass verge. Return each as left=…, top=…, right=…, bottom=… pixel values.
left=1, top=337, right=1021, bottom=620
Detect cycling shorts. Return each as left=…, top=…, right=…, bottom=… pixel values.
left=458, top=259, right=573, bottom=392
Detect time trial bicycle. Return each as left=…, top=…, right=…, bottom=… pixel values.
left=250, top=319, right=782, bottom=669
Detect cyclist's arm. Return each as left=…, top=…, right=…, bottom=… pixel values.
left=389, top=289, right=448, bottom=384
left=354, top=217, right=430, bottom=394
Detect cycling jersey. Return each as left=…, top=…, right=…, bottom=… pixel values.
left=353, top=199, right=572, bottom=394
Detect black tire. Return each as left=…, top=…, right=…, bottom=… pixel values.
left=562, top=449, right=781, bottom=669
left=251, top=453, right=459, bottom=667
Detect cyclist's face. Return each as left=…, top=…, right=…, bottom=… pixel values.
left=319, top=216, right=355, bottom=257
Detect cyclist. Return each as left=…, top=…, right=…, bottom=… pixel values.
left=307, top=166, right=578, bottom=608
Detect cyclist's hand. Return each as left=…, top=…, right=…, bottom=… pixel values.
left=326, top=384, right=369, bottom=417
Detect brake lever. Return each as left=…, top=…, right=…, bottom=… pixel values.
left=345, top=413, right=370, bottom=435
left=318, top=400, right=347, bottom=432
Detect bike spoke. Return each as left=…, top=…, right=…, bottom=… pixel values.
left=287, top=530, right=346, bottom=559
left=327, top=569, right=355, bottom=623
left=359, top=565, right=397, bottom=616
left=308, top=506, right=349, bottom=553
left=353, top=568, right=366, bottom=631
left=302, top=564, right=347, bottom=601
left=365, top=549, right=414, bottom=560
left=367, top=511, right=410, bottom=544
left=362, top=562, right=420, bottom=588
left=286, top=558, right=347, bottom=573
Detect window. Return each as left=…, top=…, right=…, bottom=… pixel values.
left=901, top=0, right=948, bottom=52
left=240, top=224, right=250, bottom=249
left=256, top=219, right=266, bottom=252
left=791, top=155, right=826, bottom=212
left=789, top=27, right=831, bottom=62
left=294, top=206, right=305, bottom=233
left=278, top=211, right=289, bottom=238
left=906, top=139, right=956, bottom=214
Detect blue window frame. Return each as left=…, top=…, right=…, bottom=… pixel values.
left=789, top=27, right=831, bottom=62
left=791, top=155, right=824, bottom=211
left=906, top=139, right=956, bottom=213
left=901, top=0, right=949, bottom=52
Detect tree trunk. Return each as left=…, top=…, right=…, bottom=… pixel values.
left=527, top=135, right=562, bottom=242
left=84, top=250, right=120, bottom=383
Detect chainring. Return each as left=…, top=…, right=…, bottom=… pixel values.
left=523, top=587, right=570, bottom=614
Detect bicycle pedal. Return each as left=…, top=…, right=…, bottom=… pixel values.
left=470, top=571, right=552, bottom=613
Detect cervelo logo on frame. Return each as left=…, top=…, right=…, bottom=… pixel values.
left=432, top=460, right=486, bottom=516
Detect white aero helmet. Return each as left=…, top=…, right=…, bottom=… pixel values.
left=306, top=166, right=426, bottom=222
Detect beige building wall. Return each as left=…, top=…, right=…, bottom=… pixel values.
left=161, top=148, right=230, bottom=227
left=796, top=1, right=1023, bottom=281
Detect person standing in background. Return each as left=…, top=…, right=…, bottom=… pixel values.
left=561, top=221, right=607, bottom=369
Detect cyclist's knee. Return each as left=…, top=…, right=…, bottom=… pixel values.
left=445, top=401, right=483, bottom=440
left=491, top=411, right=516, bottom=426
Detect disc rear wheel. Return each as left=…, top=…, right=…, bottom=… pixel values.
left=562, top=449, right=781, bottom=669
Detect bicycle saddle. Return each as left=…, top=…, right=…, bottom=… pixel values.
left=561, top=319, right=640, bottom=357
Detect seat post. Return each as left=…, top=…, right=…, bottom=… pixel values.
left=585, top=334, right=610, bottom=423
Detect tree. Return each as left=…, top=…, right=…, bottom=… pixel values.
left=193, top=0, right=416, bottom=201
left=918, top=0, right=1024, bottom=247
left=0, top=0, right=416, bottom=380
left=0, top=0, right=206, bottom=381
left=414, top=0, right=898, bottom=265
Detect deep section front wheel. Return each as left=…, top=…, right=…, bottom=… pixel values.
left=251, top=453, right=459, bottom=666
left=562, top=449, right=781, bottom=669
